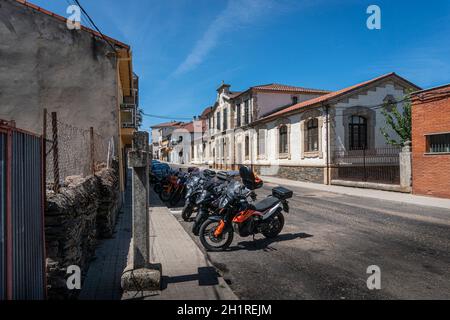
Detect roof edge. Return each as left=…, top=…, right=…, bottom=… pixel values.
left=15, top=0, right=130, bottom=50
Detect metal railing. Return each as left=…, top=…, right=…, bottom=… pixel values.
left=120, top=104, right=137, bottom=129
left=0, top=120, right=46, bottom=300
left=332, top=146, right=401, bottom=185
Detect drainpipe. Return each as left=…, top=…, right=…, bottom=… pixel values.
left=325, top=104, right=331, bottom=185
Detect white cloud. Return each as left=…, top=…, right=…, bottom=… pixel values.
left=172, top=0, right=276, bottom=76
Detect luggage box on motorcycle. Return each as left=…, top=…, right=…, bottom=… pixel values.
left=272, top=186, right=293, bottom=200
left=217, top=171, right=240, bottom=181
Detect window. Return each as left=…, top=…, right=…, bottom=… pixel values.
left=292, top=96, right=298, bottom=105
left=223, top=138, right=228, bottom=159
left=279, top=125, right=289, bottom=155
left=305, top=119, right=319, bottom=152
left=223, top=108, right=228, bottom=131
left=427, top=133, right=450, bottom=153
left=245, top=136, right=250, bottom=159
left=349, top=116, right=367, bottom=150
left=257, top=129, right=266, bottom=157
left=236, top=104, right=241, bottom=127
left=244, top=100, right=250, bottom=125
left=217, top=112, right=221, bottom=131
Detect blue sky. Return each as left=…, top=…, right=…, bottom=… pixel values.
left=31, top=0, right=450, bottom=129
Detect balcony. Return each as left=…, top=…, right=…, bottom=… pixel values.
left=120, top=103, right=137, bottom=129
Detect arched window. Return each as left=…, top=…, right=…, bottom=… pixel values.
left=279, top=125, right=289, bottom=155
left=349, top=116, right=367, bottom=150
left=306, top=118, right=319, bottom=152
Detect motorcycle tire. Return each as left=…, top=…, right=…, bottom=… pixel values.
left=192, top=211, right=208, bottom=236
left=160, top=190, right=172, bottom=202
left=170, top=192, right=182, bottom=207
left=262, top=212, right=285, bottom=239
left=154, top=184, right=163, bottom=194
left=199, top=220, right=234, bottom=252
left=182, top=203, right=194, bottom=221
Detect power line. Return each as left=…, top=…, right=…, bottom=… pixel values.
left=64, top=0, right=93, bottom=30
left=73, top=0, right=117, bottom=52
left=141, top=112, right=193, bottom=121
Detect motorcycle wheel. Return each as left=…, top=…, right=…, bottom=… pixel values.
left=154, top=184, right=163, bottom=194
left=262, top=212, right=285, bottom=239
left=199, top=220, right=234, bottom=252
left=170, top=191, right=182, bottom=207
left=192, top=210, right=208, bottom=236
left=160, top=189, right=172, bottom=202
left=181, top=203, right=194, bottom=221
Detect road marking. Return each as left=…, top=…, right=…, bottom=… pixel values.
left=170, top=210, right=182, bottom=214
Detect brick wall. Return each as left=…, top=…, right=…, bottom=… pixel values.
left=412, top=85, right=450, bottom=198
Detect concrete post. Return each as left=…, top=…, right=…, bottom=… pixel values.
left=130, top=132, right=150, bottom=268
left=121, top=131, right=161, bottom=292
left=400, top=141, right=412, bottom=192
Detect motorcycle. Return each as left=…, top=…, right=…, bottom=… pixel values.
left=159, top=170, right=182, bottom=202
left=182, top=169, right=216, bottom=221
left=198, top=166, right=292, bottom=252
left=191, top=171, right=253, bottom=236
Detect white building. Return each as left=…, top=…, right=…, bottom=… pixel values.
left=199, top=83, right=331, bottom=170
left=249, top=73, right=420, bottom=184
left=194, top=73, right=420, bottom=186
left=150, top=121, right=183, bottom=161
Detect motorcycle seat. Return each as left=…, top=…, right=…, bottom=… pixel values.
left=253, top=196, right=280, bottom=212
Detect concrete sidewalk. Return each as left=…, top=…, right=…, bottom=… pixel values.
left=262, top=176, right=450, bottom=210
left=122, top=191, right=237, bottom=300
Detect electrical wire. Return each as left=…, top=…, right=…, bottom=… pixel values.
left=142, top=112, right=193, bottom=121
left=72, top=0, right=117, bottom=52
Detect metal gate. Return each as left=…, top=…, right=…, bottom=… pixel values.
left=332, top=146, right=401, bottom=185
left=0, top=120, right=46, bottom=300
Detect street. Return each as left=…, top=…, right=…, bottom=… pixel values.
left=171, top=181, right=450, bottom=300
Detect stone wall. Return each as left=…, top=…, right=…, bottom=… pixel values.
left=254, top=165, right=325, bottom=184
left=45, top=168, right=120, bottom=300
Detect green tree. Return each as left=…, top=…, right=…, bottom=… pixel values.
left=380, top=94, right=412, bottom=146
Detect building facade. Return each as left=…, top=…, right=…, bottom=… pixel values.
left=151, top=122, right=183, bottom=161
left=193, top=73, right=420, bottom=187
left=411, top=84, right=450, bottom=199
left=0, top=0, right=138, bottom=192
left=199, top=83, right=330, bottom=170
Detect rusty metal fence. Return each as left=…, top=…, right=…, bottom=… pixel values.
left=44, top=110, right=113, bottom=192
left=0, top=120, right=46, bottom=300
left=332, top=146, right=401, bottom=185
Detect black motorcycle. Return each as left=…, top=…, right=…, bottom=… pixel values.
left=192, top=170, right=253, bottom=236
left=182, top=169, right=216, bottom=221
left=198, top=166, right=292, bottom=252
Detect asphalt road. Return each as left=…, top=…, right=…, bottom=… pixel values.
left=169, top=181, right=450, bottom=300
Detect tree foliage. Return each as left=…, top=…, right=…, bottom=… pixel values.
left=380, top=94, right=412, bottom=146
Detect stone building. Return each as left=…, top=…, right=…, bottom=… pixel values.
left=0, top=0, right=138, bottom=192
left=151, top=122, right=183, bottom=160
left=411, top=84, right=450, bottom=198
left=251, top=73, right=420, bottom=184
left=198, top=83, right=330, bottom=170
left=194, top=73, right=420, bottom=187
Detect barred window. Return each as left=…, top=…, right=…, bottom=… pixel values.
left=223, top=108, right=228, bottom=131
left=427, top=133, right=450, bottom=153
left=306, top=118, right=319, bottom=152
left=257, top=129, right=266, bottom=157
left=217, top=112, right=221, bottom=131
left=236, top=104, right=241, bottom=127
left=245, top=136, right=250, bottom=159
left=349, top=116, right=367, bottom=150
left=244, top=100, right=250, bottom=125
left=279, top=125, right=289, bottom=155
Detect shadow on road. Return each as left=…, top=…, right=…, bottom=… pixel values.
left=228, top=233, right=313, bottom=252
left=160, top=267, right=220, bottom=290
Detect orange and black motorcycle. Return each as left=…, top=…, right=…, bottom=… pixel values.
left=199, top=166, right=293, bottom=252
